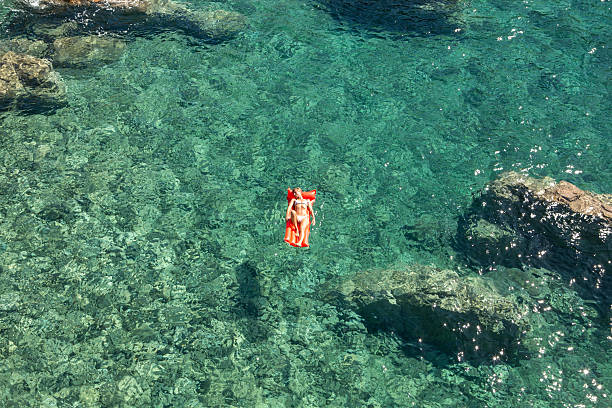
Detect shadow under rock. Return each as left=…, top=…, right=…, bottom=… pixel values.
left=315, top=0, right=462, bottom=37
left=321, top=287, right=527, bottom=368
left=0, top=98, right=66, bottom=116
left=361, top=299, right=527, bottom=366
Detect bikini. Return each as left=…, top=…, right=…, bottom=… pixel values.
left=284, top=188, right=316, bottom=247
left=294, top=199, right=309, bottom=222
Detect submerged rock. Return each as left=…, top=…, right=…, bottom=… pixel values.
left=317, top=0, right=461, bottom=37
left=402, top=213, right=456, bottom=250
left=0, top=51, right=65, bottom=110
left=17, top=0, right=247, bottom=40
left=19, top=0, right=150, bottom=12
left=462, top=218, right=522, bottom=268
left=181, top=9, right=248, bottom=40
left=331, top=265, right=530, bottom=363
left=53, top=35, right=126, bottom=66
left=34, top=21, right=80, bottom=38
left=457, top=171, right=612, bottom=306
left=0, top=38, right=49, bottom=59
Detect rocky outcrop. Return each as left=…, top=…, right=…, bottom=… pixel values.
left=457, top=172, right=611, bottom=306
left=53, top=35, right=126, bottom=66
left=0, top=51, right=65, bottom=110
left=487, top=171, right=612, bottom=222
left=331, top=265, right=530, bottom=363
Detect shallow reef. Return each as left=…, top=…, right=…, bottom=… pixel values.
left=0, top=38, right=49, bottom=59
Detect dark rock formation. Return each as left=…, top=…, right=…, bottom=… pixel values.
left=486, top=172, right=612, bottom=221
left=19, top=0, right=150, bottom=12
left=0, top=51, right=65, bottom=111
left=52, top=35, right=126, bottom=66
left=460, top=218, right=522, bottom=268
left=316, top=0, right=461, bottom=37
left=330, top=265, right=531, bottom=364
left=16, top=0, right=247, bottom=40
left=457, top=171, right=611, bottom=306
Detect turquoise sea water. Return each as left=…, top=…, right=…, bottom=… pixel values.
left=0, top=0, right=610, bottom=406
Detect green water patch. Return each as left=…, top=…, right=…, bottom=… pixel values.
left=0, top=0, right=610, bottom=406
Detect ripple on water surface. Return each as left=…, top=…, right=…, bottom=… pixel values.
left=0, top=0, right=610, bottom=406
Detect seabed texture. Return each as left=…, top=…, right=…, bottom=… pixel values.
left=0, top=0, right=610, bottom=406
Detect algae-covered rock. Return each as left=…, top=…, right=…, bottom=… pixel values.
left=53, top=35, right=126, bottom=67
left=333, top=265, right=530, bottom=363
left=0, top=292, right=21, bottom=312
left=0, top=38, right=49, bottom=58
left=16, top=0, right=247, bottom=40
left=0, top=51, right=65, bottom=110
left=117, top=375, right=151, bottom=405
left=465, top=219, right=515, bottom=246
left=34, top=21, right=80, bottom=38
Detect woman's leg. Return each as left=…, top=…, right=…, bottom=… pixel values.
left=296, top=217, right=308, bottom=245
left=290, top=210, right=299, bottom=236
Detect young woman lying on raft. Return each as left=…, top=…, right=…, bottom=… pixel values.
left=285, top=187, right=315, bottom=247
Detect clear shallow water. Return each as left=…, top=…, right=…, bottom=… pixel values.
left=0, top=0, right=610, bottom=406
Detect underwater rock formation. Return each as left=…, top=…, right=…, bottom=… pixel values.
left=332, top=265, right=530, bottom=363
left=33, top=21, right=80, bottom=38
left=53, top=35, right=126, bottom=66
left=180, top=8, right=248, bottom=40
left=316, top=0, right=461, bottom=37
left=457, top=171, right=611, bottom=306
left=460, top=218, right=522, bottom=268
left=0, top=51, right=65, bottom=110
left=18, top=0, right=151, bottom=12
left=0, top=38, right=49, bottom=59
left=16, top=0, right=247, bottom=40
left=402, top=213, right=456, bottom=251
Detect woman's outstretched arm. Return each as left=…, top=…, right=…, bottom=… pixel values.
left=286, top=199, right=295, bottom=220
left=308, top=200, right=315, bottom=225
